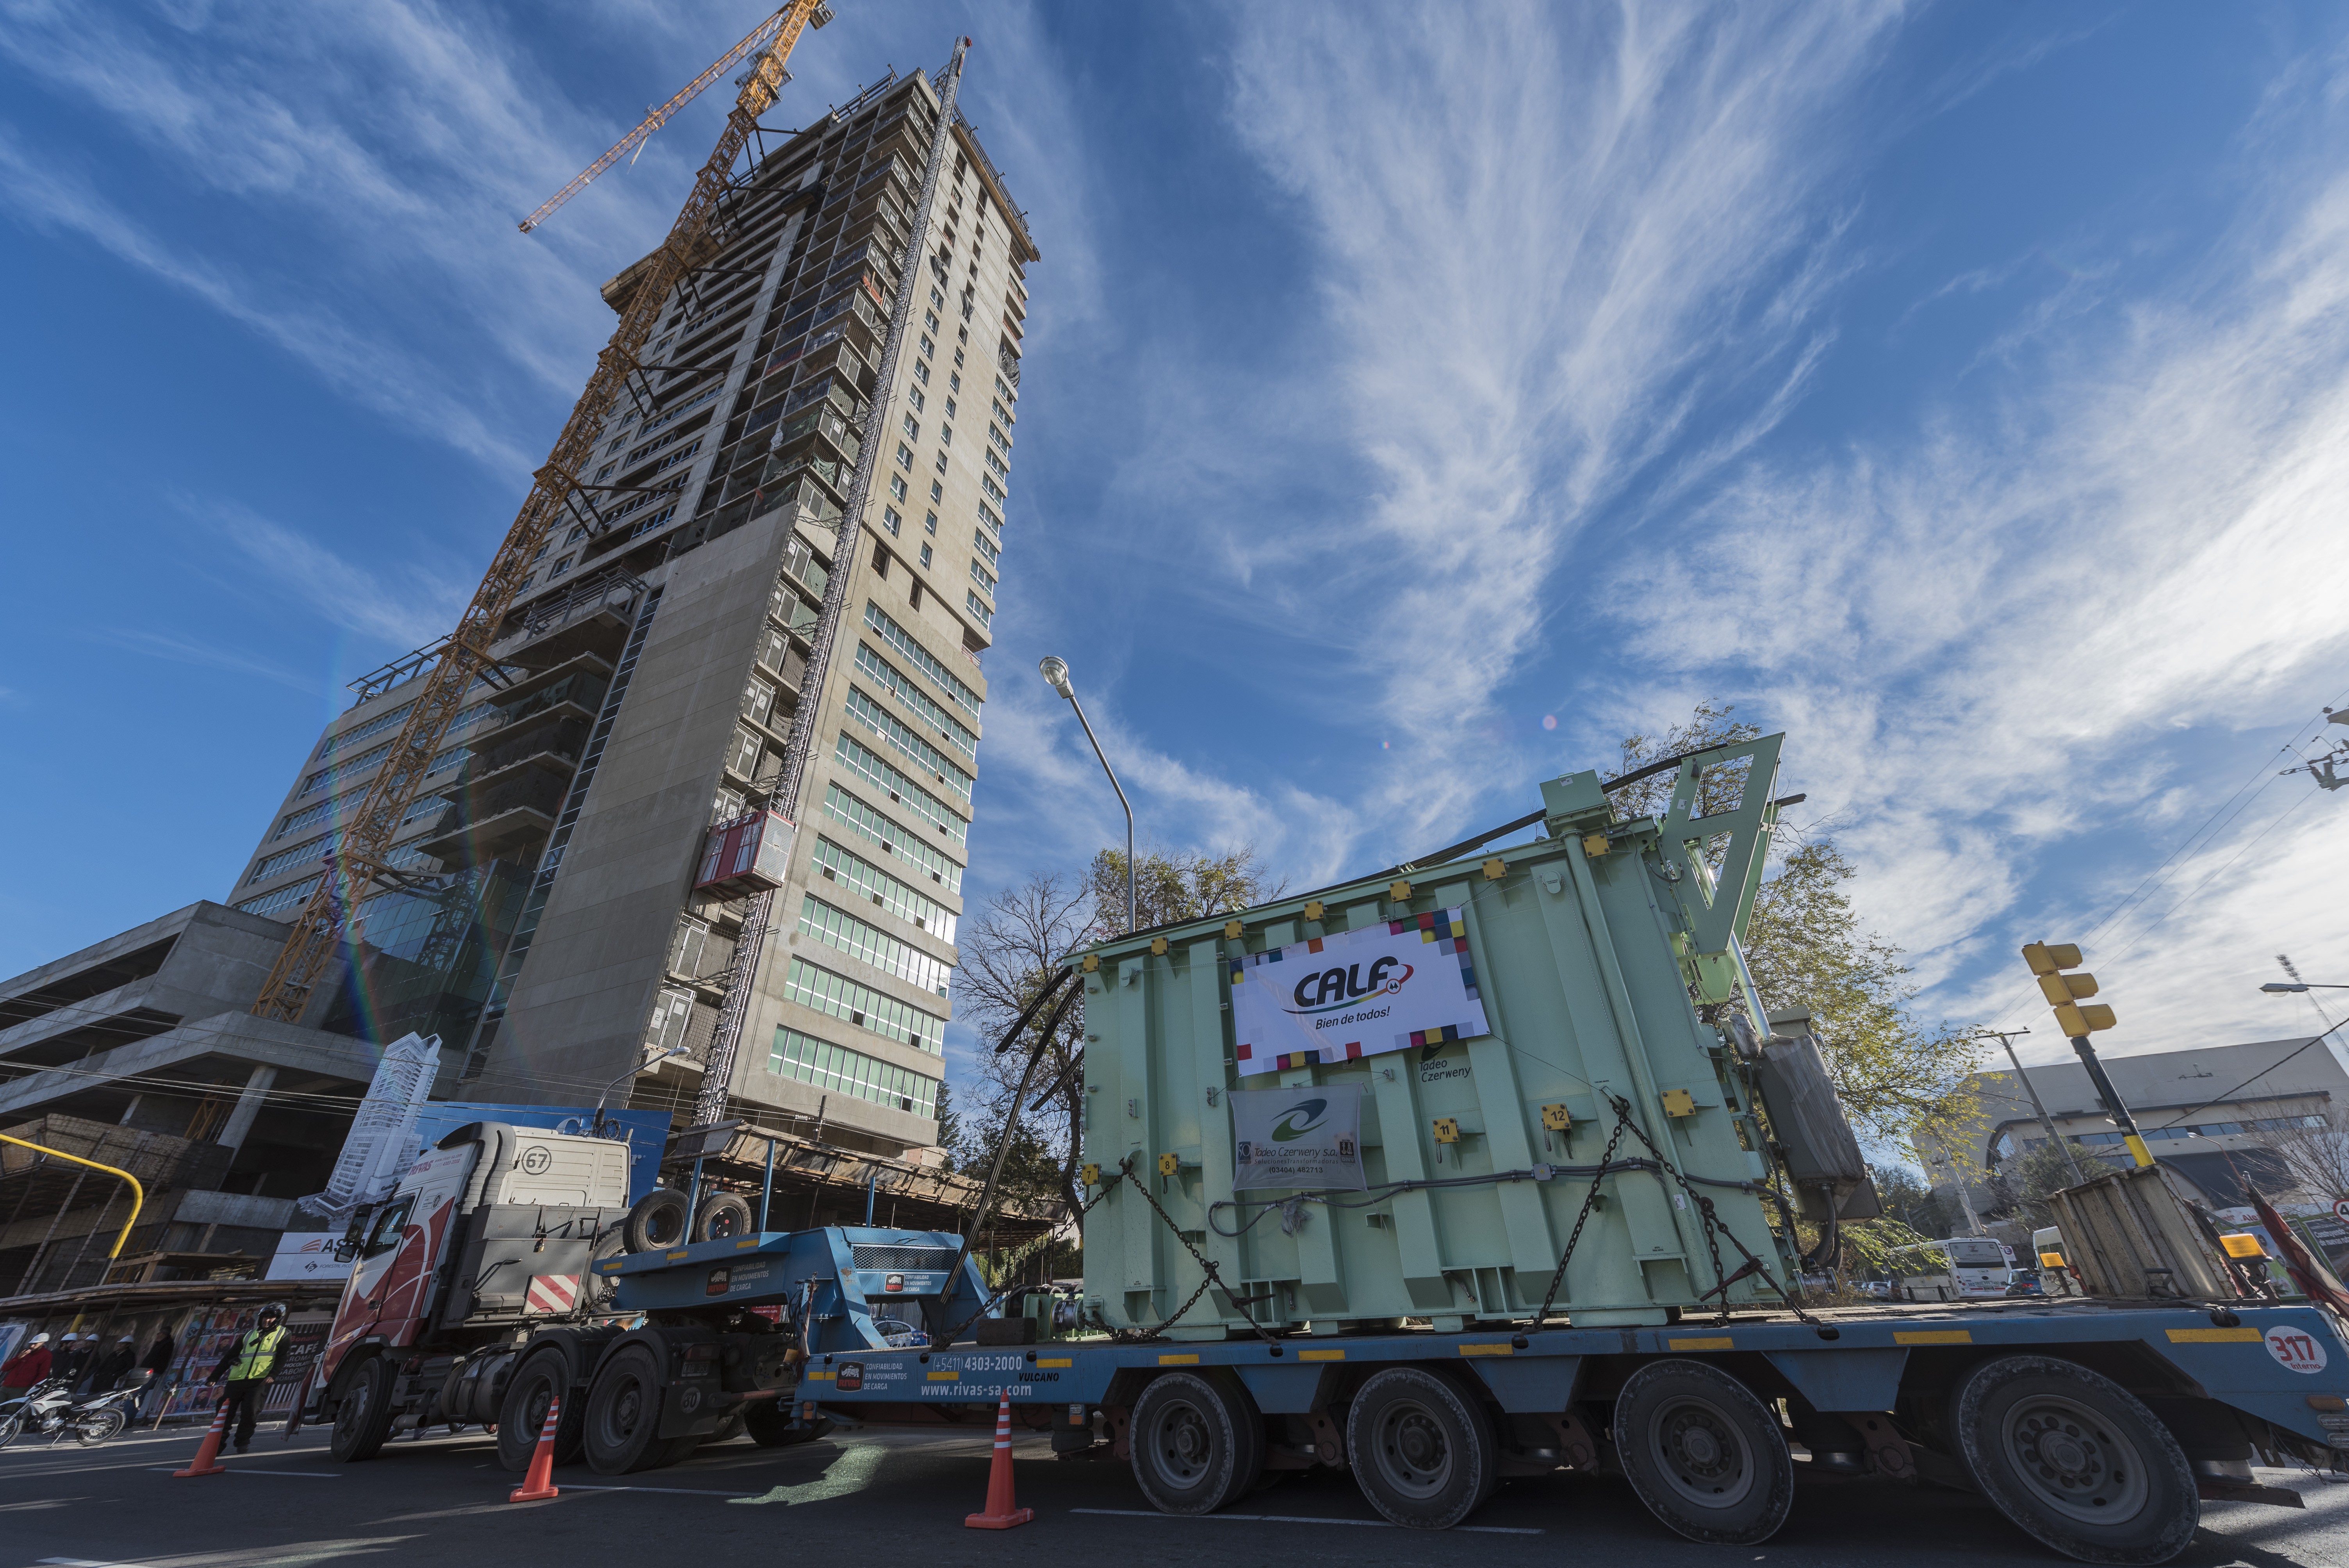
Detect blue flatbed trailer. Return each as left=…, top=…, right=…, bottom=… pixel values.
left=604, top=1227, right=2349, bottom=1563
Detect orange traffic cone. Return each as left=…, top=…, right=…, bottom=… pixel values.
left=964, top=1391, right=1033, bottom=1530
left=508, top=1395, right=562, bottom=1503
left=173, top=1397, right=231, bottom=1477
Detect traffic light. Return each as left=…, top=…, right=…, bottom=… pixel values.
left=2022, top=942, right=2117, bottom=1037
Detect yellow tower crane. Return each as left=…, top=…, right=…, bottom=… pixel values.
left=249, top=0, right=834, bottom=1026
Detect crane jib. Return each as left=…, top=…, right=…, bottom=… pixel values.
left=248, top=0, right=831, bottom=1027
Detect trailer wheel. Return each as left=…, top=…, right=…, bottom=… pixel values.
left=1612, top=1358, right=1793, bottom=1545
left=1346, top=1367, right=1498, bottom=1529
left=1130, top=1372, right=1264, bottom=1515
left=624, top=1189, right=690, bottom=1253
left=583, top=1343, right=672, bottom=1474
left=694, top=1192, right=754, bottom=1243
left=330, top=1356, right=397, bottom=1464
left=1951, top=1355, right=2198, bottom=1565
left=496, top=1350, right=585, bottom=1472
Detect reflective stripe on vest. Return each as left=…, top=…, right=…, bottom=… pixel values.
left=228, top=1325, right=286, bottom=1382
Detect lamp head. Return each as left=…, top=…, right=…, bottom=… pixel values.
left=2262, top=982, right=2308, bottom=993
left=1039, top=655, right=1074, bottom=699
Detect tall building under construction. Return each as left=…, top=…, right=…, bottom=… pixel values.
left=225, top=58, right=1035, bottom=1162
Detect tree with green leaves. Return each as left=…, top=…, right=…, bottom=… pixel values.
left=1611, top=702, right=1988, bottom=1149
left=1085, top=843, right=1284, bottom=938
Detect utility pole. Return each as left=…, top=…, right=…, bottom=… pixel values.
left=1978, top=1028, right=2089, bottom=1187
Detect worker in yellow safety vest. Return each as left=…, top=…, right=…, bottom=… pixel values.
left=208, top=1302, right=289, bottom=1454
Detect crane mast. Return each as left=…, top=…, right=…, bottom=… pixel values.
left=248, top=0, right=832, bottom=1026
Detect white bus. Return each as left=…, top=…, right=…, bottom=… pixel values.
left=1891, top=1237, right=2012, bottom=1301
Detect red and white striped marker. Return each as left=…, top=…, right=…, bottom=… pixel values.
left=525, top=1274, right=581, bottom=1315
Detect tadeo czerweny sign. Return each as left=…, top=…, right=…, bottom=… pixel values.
left=1228, top=909, right=1489, bottom=1071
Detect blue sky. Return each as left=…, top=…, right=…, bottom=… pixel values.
left=5, top=1, right=2349, bottom=1087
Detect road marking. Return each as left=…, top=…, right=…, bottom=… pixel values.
left=561, top=1483, right=761, bottom=1497
left=1069, top=1508, right=1542, bottom=1534
left=144, top=1467, right=346, bottom=1477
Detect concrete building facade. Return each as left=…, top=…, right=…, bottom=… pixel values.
left=0, top=903, right=380, bottom=1291
left=224, top=60, right=1034, bottom=1162
left=1919, top=1035, right=2348, bottom=1216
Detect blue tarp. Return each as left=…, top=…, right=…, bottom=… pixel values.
left=410, top=1103, right=674, bottom=1205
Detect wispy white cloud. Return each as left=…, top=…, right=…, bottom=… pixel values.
left=191, top=497, right=474, bottom=649
left=81, top=626, right=312, bottom=691
left=1185, top=1, right=1907, bottom=858
left=1601, top=144, right=2349, bottom=1057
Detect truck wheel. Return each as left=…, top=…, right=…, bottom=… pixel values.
left=583, top=1343, right=671, bottom=1474
left=496, top=1350, right=585, bottom=1472
left=330, top=1356, right=397, bottom=1464
left=745, top=1401, right=831, bottom=1446
left=1346, top=1367, right=1497, bottom=1529
left=625, top=1189, right=690, bottom=1252
left=694, top=1192, right=754, bottom=1242
left=1950, top=1355, right=2198, bottom=1564
left=1130, top=1372, right=1264, bottom=1515
left=1612, top=1358, right=1793, bottom=1545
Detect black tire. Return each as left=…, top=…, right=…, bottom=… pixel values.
left=1612, top=1358, right=1794, bottom=1545
left=583, top=1343, right=671, bottom=1474
left=73, top=1409, right=127, bottom=1446
left=1346, top=1367, right=1498, bottom=1529
left=625, top=1189, right=690, bottom=1253
left=1130, top=1371, right=1264, bottom=1515
left=694, top=1192, right=755, bottom=1243
left=1950, top=1355, right=2198, bottom=1565
left=745, top=1401, right=831, bottom=1447
left=330, top=1356, right=397, bottom=1464
left=0, top=1412, right=23, bottom=1449
left=495, top=1349, right=586, bottom=1472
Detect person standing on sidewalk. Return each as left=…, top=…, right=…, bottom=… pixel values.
left=91, top=1336, right=136, bottom=1393
left=137, top=1327, right=176, bottom=1420
left=208, top=1303, right=287, bottom=1454
left=1, top=1333, right=52, bottom=1402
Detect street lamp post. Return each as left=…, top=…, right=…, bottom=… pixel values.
left=1039, top=655, right=1135, bottom=935
left=593, top=1044, right=689, bottom=1135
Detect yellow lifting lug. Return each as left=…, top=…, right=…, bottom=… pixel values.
left=1303, top=900, right=1326, bottom=923
left=1431, top=1117, right=1461, bottom=1144
left=1660, top=1089, right=1697, bottom=1118
left=1541, top=1103, right=1574, bottom=1132
left=1082, top=952, right=1101, bottom=973
left=1080, top=1164, right=1101, bottom=1187
left=1482, top=857, right=1507, bottom=880
left=1224, top=919, right=1244, bottom=940
left=1390, top=880, right=1414, bottom=903
left=1150, top=936, right=1169, bottom=956
left=1157, top=1152, right=1180, bottom=1177
left=1582, top=834, right=1610, bottom=858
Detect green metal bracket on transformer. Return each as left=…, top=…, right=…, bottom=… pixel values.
left=1543, top=733, right=1786, bottom=1005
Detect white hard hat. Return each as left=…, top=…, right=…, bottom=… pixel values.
left=28, top=1333, right=48, bottom=1344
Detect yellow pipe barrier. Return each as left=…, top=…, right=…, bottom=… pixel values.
left=0, top=1132, right=145, bottom=1263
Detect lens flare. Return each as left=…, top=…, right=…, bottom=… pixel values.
left=1541, top=715, right=1558, bottom=731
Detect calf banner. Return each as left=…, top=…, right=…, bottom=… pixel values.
left=1231, top=1084, right=1364, bottom=1190
left=1229, top=908, right=1489, bottom=1071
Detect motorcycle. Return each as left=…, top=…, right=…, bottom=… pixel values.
left=0, top=1377, right=143, bottom=1447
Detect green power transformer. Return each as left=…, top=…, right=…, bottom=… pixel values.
left=1075, top=734, right=1831, bottom=1335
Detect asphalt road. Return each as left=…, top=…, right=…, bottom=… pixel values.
left=3, top=1419, right=2347, bottom=1568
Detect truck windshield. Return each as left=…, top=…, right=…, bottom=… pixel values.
left=364, top=1195, right=415, bottom=1258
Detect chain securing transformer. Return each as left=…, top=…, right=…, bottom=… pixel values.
left=1076, top=734, right=1868, bottom=1334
